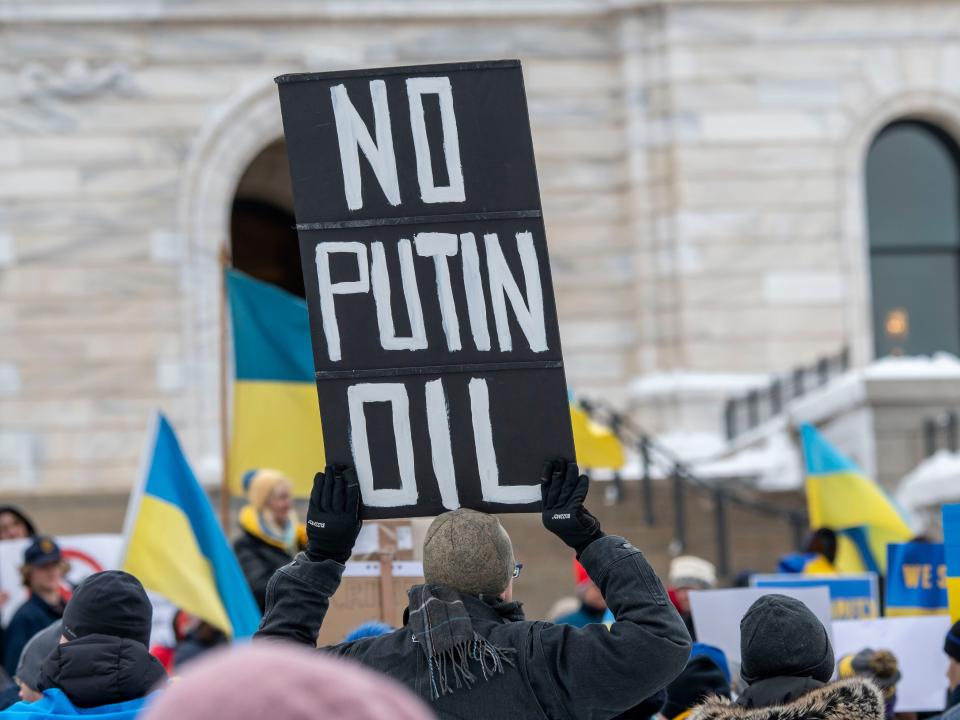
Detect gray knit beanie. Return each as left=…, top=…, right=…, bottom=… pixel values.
left=422, top=509, right=515, bottom=596
left=740, top=594, right=835, bottom=685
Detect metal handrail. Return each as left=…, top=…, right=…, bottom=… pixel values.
left=723, top=347, right=850, bottom=441
left=579, top=397, right=808, bottom=575
left=924, top=410, right=960, bottom=457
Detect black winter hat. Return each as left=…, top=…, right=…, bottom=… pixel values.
left=740, top=594, right=834, bottom=685
left=664, top=656, right=731, bottom=719
left=946, top=620, right=960, bottom=662
left=62, top=571, right=153, bottom=648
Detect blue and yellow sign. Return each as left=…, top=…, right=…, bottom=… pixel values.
left=751, top=573, right=879, bottom=619
left=886, top=543, right=947, bottom=616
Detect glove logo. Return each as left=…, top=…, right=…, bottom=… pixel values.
left=551, top=513, right=571, bottom=520
left=307, top=519, right=326, bottom=529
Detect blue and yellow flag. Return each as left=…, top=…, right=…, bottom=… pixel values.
left=227, top=270, right=625, bottom=496
left=942, top=505, right=960, bottom=621
left=227, top=269, right=324, bottom=497
left=801, top=423, right=912, bottom=575
left=569, top=401, right=625, bottom=470
left=122, top=414, right=261, bottom=637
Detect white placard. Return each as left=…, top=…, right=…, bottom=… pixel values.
left=352, top=523, right=381, bottom=555
left=689, top=586, right=833, bottom=668
left=832, top=615, right=951, bottom=713
left=1, top=534, right=176, bottom=649
left=396, top=526, right=413, bottom=551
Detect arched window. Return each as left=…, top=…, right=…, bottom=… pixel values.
left=866, top=120, right=960, bottom=357
left=230, top=140, right=303, bottom=297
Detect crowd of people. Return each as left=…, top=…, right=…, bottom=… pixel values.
left=0, top=465, right=958, bottom=719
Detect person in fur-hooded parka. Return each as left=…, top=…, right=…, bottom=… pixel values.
left=688, top=677, right=885, bottom=720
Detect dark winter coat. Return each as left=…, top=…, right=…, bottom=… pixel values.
left=3, top=594, right=63, bottom=676
left=257, top=535, right=692, bottom=720
left=234, top=531, right=294, bottom=612
left=38, top=633, right=166, bottom=708
left=689, top=677, right=885, bottom=720
left=736, top=677, right=827, bottom=710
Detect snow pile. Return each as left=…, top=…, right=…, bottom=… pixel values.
left=865, top=352, right=960, bottom=381
left=692, top=431, right=802, bottom=491
left=896, top=450, right=960, bottom=512
left=630, top=371, right=767, bottom=399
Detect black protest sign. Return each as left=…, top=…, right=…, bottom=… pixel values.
left=276, top=60, right=574, bottom=519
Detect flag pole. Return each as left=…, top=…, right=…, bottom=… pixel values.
left=219, top=245, right=232, bottom=533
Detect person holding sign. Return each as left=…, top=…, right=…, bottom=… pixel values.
left=257, top=459, right=691, bottom=719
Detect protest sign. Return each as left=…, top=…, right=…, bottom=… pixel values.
left=887, top=542, right=948, bottom=616
left=751, top=573, right=879, bottom=619
left=833, top=615, right=951, bottom=712
left=689, top=586, right=833, bottom=668
left=0, top=535, right=176, bottom=648
left=275, top=60, right=574, bottom=519
left=944, top=504, right=960, bottom=620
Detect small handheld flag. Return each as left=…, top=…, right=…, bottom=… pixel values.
left=122, top=413, right=261, bottom=637
left=800, top=423, right=912, bottom=574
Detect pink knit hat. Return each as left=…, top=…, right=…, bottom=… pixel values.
left=143, top=644, right=433, bottom=720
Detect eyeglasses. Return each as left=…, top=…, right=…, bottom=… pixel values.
left=512, top=562, right=523, bottom=579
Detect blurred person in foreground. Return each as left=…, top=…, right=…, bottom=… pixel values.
left=552, top=557, right=608, bottom=628
left=688, top=594, right=884, bottom=720
left=663, top=643, right=731, bottom=720
left=233, top=468, right=305, bottom=612
left=936, top=620, right=960, bottom=719
left=3, top=538, right=66, bottom=676
left=0, top=621, right=62, bottom=710
left=836, top=648, right=901, bottom=719
left=256, top=459, right=691, bottom=719
left=172, top=615, right=227, bottom=671
left=668, top=556, right=717, bottom=640
left=142, top=643, right=431, bottom=720
left=3, top=570, right=166, bottom=719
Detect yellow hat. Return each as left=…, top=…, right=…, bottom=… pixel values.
left=246, top=469, right=292, bottom=511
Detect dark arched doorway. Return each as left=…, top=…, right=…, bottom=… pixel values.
left=230, top=140, right=303, bottom=297
left=866, top=120, right=960, bottom=357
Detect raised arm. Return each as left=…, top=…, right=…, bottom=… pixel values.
left=529, top=460, right=692, bottom=720
left=255, top=466, right=362, bottom=645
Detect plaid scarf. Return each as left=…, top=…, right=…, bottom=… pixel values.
left=407, top=584, right=518, bottom=700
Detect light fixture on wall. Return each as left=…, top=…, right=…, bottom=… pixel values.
left=884, top=307, right=909, bottom=356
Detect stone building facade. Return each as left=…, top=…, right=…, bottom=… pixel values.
left=3, top=0, right=960, bottom=494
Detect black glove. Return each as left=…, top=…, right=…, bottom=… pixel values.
left=305, top=465, right=362, bottom=563
left=540, top=458, right=604, bottom=555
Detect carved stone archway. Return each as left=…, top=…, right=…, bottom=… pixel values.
left=177, top=77, right=286, bottom=480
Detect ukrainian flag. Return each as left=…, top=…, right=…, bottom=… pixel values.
left=942, top=505, right=960, bottom=621
left=228, top=270, right=625, bottom=489
left=801, top=423, right=912, bottom=575
left=227, top=269, right=324, bottom=498
left=122, top=414, right=261, bottom=638
left=569, top=401, right=625, bottom=470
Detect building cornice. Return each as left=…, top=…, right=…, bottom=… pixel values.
left=0, top=0, right=902, bottom=24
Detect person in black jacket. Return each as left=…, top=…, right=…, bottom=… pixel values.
left=233, top=469, right=305, bottom=611
left=257, top=459, right=692, bottom=720
left=32, top=571, right=166, bottom=714
left=3, top=537, right=66, bottom=676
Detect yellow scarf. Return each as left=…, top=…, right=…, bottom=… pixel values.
left=238, top=505, right=305, bottom=553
